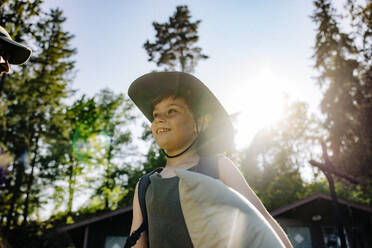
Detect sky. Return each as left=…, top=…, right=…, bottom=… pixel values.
left=43, top=0, right=322, bottom=150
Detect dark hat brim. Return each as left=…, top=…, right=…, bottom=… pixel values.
left=0, top=36, right=32, bottom=65
left=128, top=72, right=235, bottom=153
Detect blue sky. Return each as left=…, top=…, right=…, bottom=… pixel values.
left=44, top=0, right=321, bottom=149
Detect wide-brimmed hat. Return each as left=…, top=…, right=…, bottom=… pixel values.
left=128, top=71, right=235, bottom=154
left=0, top=26, right=32, bottom=65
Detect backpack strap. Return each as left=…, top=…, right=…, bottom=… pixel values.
left=124, top=167, right=163, bottom=248
left=138, top=168, right=163, bottom=232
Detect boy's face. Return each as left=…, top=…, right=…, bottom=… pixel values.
left=151, top=96, right=197, bottom=154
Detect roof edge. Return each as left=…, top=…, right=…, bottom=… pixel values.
left=57, top=205, right=133, bottom=233
left=271, top=193, right=372, bottom=217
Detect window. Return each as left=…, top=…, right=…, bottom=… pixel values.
left=321, top=226, right=350, bottom=248
left=104, top=236, right=127, bottom=248
left=286, top=226, right=312, bottom=248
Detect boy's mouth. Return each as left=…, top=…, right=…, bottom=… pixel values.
left=157, top=127, right=171, bottom=134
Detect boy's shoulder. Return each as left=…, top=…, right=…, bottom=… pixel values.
left=216, top=155, right=235, bottom=167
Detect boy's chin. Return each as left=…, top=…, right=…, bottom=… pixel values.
left=155, top=137, right=173, bottom=149
left=156, top=143, right=172, bottom=152
left=156, top=142, right=176, bottom=154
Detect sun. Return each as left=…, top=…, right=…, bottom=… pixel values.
left=229, top=66, right=287, bottom=149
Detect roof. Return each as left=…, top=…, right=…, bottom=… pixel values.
left=271, top=193, right=372, bottom=217
left=58, top=205, right=132, bottom=233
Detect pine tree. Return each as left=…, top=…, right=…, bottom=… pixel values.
left=143, top=5, right=208, bottom=73
left=311, top=0, right=372, bottom=200
left=0, top=1, right=76, bottom=229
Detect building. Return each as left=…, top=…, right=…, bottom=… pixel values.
left=58, top=193, right=372, bottom=248
left=58, top=206, right=132, bottom=248
left=272, top=193, right=372, bottom=248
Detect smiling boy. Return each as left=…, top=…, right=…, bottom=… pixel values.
left=126, top=72, right=293, bottom=247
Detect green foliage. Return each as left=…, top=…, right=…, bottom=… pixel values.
left=86, top=89, right=136, bottom=210
left=43, top=94, right=101, bottom=218
left=312, top=0, right=372, bottom=200
left=241, top=102, right=323, bottom=211
left=0, top=1, right=80, bottom=246
left=42, top=88, right=137, bottom=220
left=241, top=101, right=370, bottom=210
left=0, top=1, right=76, bottom=231
left=144, top=5, right=208, bottom=73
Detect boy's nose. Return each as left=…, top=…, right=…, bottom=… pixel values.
left=154, top=114, right=166, bottom=123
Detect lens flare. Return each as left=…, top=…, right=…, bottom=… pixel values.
left=20, top=151, right=29, bottom=166
left=72, top=125, right=110, bottom=163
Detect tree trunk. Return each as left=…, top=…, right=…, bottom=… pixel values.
left=6, top=158, right=24, bottom=229
left=67, top=161, right=75, bottom=215
left=22, top=143, right=38, bottom=226
left=104, top=137, right=114, bottom=209
left=325, top=172, right=347, bottom=248
left=180, top=48, right=185, bottom=72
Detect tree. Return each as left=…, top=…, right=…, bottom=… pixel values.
left=88, top=89, right=136, bottom=210
left=0, top=1, right=76, bottom=229
left=241, top=101, right=370, bottom=212
left=41, top=95, right=102, bottom=221
left=143, top=5, right=208, bottom=73
left=311, top=0, right=372, bottom=202
left=241, top=102, right=324, bottom=210
left=42, top=89, right=138, bottom=220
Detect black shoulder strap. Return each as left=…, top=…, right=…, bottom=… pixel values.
left=124, top=167, right=163, bottom=248
left=138, top=169, right=156, bottom=230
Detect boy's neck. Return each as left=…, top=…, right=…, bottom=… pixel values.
left=165, top=149, right=200, bottom=169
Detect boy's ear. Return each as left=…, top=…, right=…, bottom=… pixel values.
left=197, top=114, right=212, bottom=133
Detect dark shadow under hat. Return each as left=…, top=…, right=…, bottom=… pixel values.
left=128, top=71, right=235, bottom=154
left=0, top=26, right=32, bottom=65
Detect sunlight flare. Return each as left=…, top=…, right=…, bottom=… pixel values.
left=230, top=65, right=288, bottom=149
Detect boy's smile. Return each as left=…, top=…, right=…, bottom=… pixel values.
left=151, top=96, right=197, bottom=155
left=156, top=127, right=171, bottom=134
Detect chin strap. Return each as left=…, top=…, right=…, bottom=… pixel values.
left=161, top=137, right=198, bottom=158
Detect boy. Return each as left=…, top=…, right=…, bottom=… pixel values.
left=127, top=72, right=292, bottom=247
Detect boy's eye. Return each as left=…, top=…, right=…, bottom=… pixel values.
left=168, top=109, right=176, bottom=115
left=153, top=113, right=158, bottom=118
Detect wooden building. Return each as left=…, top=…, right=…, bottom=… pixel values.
left=272, top=193, right=372, bottom=248
left=58, top=193, right=372, bottom=248
left=58, top=206, right=132, bottom=248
